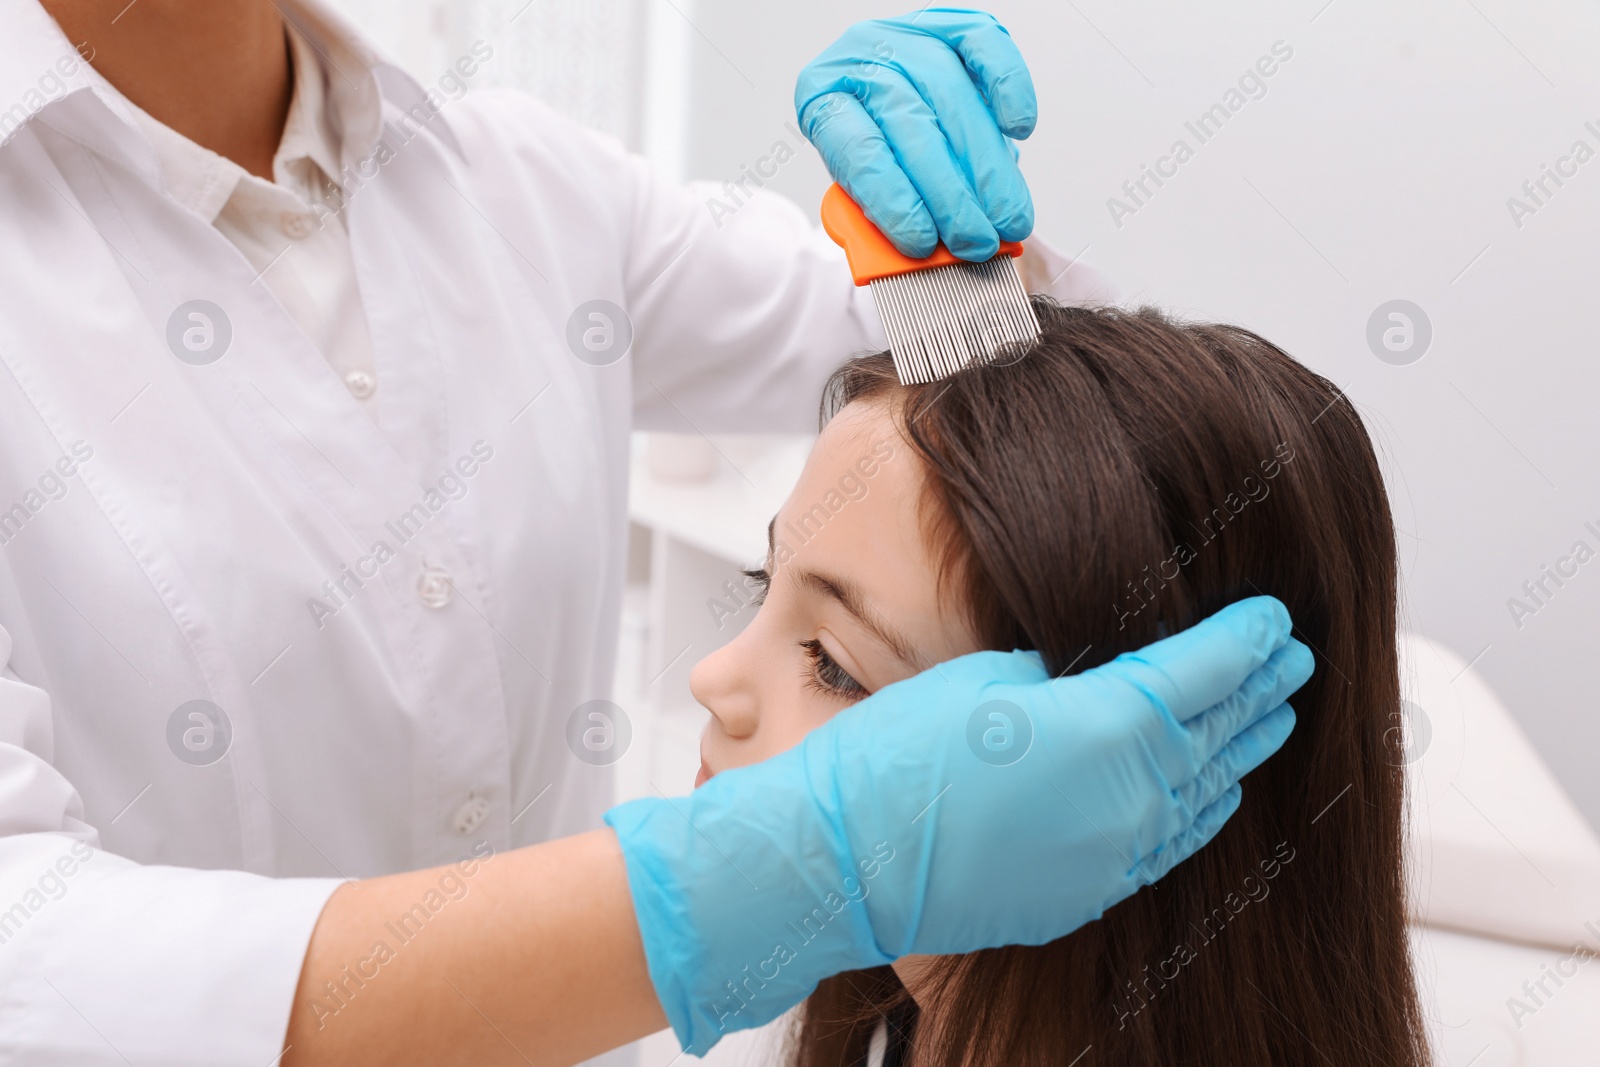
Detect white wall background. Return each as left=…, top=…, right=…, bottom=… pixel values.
left=330, top=0, right=1600, bottom=830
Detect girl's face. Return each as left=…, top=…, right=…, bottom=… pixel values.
left=689, top=399, right=982, bottom=786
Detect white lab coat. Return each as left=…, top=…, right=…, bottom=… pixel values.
left=0, top=3, right=1107, bottom=1063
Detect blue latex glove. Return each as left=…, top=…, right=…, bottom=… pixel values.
left=605, top=596, right=1313, bottom=1053
left=794, top=8, right=1037, bottom=260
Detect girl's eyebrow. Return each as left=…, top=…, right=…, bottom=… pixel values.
left=766, top=517, right=921, bottom=669
left=797, top=569, right=923, bottom=670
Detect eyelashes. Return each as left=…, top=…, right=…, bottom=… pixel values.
left=800, top=639, right=868, bottom=701
left=742, top=566, right=867, bottom=700
left=742, top=566, right=770, bottom=605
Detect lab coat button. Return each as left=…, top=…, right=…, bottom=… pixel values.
left=344, top=369, right=377, bottom=399
left=280, top=211, right=315, bottom=239
left=452, top=794, right=489, bottom=835
left=417, top=564, right=453, bottom=608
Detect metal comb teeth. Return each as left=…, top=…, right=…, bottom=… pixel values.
left=868, top=254, right=1041, bottom=385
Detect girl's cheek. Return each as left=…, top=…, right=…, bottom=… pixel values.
left=756, top=694, right=839, bottom=765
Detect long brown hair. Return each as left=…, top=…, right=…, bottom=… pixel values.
left=794, top=299, right=1427, bottom=1066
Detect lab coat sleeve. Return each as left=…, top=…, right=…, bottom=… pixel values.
left=0, top=625, right=343, bottom=1066
left=620, top=162, right=887, bottom=435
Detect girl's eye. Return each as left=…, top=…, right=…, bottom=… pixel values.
left=741, top=565, right=865, bottom=700
left=800, top=639, right=868, bottom=701
left=742, top=566, right=771, bottom=606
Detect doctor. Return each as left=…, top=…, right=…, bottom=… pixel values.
left=0, top=1, right=1312, bottom=1064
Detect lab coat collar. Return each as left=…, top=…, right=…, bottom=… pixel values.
left=279, top=25, right=347, bottom=199
left=0, top=2, right=124, bottom=153
left=273, top=0, right=465, bottom=168
left=0, top=0, right=461, bottom=175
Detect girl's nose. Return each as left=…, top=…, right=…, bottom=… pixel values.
left=689, top=634, right=761, bottom=740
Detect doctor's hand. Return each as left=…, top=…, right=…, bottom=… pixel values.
left=795, top=8, right=1036, bottom=261
left=605, top=596, right=1313, bottom=1053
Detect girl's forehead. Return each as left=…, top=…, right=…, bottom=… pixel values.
left=776, top=400, right=979, bottom=672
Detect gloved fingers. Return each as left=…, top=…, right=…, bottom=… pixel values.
left=794, top=11, right=1036, bottom=255
left=851, top=70, right=1001, bottom=259
left=1176, top=703, right=1296, bottom=817
left=934, top=647, right=1050, bottom=688
left=917, top=9, right=1039, bottom=138
left=895, top=40, right=1033, bottom=242
left=1097, top=595, right=1295, bottom=725
left=1183, top=640, right=1314, bottom=766
left=801, top=91, right=940, bottom=257
left=1135, top=783, right=1242, bottom=887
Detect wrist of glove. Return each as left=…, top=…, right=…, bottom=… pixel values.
left=605, top=744, right=889, bottom=1054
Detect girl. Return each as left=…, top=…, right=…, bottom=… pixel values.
left=690, top=298, right=1428, bottom=1066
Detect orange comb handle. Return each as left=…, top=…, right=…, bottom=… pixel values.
left=820, top=182, right=1024, bottom=287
